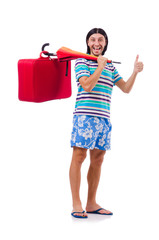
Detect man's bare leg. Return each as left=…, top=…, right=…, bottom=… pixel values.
left=69, top=147, right=88, bottom=217
left=86, top=149, right=112, bottom=214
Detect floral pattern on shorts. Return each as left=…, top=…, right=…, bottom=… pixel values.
left=70, top=115, right=112, bottom=151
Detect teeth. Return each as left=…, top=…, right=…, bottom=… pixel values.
left=93, top=47, right=101, bottom=50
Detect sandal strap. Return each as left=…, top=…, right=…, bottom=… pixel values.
left=72, top=210, right=85, bottom=214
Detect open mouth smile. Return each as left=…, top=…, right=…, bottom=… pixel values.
left=92, top=46, right=102, bottom=51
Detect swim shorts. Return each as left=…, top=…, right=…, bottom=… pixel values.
left=70, top=115, right=112, bottom=151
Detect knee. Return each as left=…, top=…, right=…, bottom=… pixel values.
left=72, top=147, right=87, bottom=165
left=90, top=151, right=105, bottom=168
left=91, top=157, right=104, bottom=168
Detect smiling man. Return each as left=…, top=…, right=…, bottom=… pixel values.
left=69, top=28, right=144, bottom=218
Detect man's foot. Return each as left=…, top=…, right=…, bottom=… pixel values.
left=86, top=203, right=113, bottom=215
left=71, top=210, right=88, bottom=218
left=71, top=205, right=88, bottom=218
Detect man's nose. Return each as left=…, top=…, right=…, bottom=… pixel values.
left=94, top=39, right=99, bottom=45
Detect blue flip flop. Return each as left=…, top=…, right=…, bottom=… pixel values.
left=71, top=210, right=88, bottom=218
left=86, top=208, right=113, bottom=215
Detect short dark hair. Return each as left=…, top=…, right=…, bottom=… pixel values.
left=86, top=28, right=108, bottom=55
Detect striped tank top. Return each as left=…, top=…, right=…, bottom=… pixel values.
left=73, top=58, right=122, bottom=119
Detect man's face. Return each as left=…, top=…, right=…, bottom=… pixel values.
left=87, top=33, right=106, bottom=56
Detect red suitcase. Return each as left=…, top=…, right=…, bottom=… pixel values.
left=18, top=52, right=71, bottom=102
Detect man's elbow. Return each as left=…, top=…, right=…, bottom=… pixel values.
left=123, top=85, right=131, bottom=94
left=124, top=88, right=130, bottom=94
left=85, top=87, right=92, bottom=92
left=83, top=84, right=92, bottom=92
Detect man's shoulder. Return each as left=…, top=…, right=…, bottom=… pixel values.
left=75, top=58, right=88, bottom=64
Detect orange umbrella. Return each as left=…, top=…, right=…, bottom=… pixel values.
left=42, top=44, right=121, bottom=64
left=56, top=46, right=99, bottom=61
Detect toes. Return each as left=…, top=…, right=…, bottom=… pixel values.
left=73, top=211, right=88, bottom=217
left=74, top=213, right=84, bottom=217
left=99, top=209, right=112, bottom=214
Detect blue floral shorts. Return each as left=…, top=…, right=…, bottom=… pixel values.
left=70, top=115, right=112, bottom=151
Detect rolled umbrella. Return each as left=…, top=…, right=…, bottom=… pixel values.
left=56, top=47, right=121, bottom=64
left=42, top=44, right=121, bottom=64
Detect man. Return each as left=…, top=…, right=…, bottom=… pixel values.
left=69, top=28, right=144, bottom=218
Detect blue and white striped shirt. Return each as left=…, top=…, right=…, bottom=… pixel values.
left=73, top=58, right=122, bottom=119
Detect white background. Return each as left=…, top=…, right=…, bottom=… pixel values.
left=0, top=0, right=159, bottom=239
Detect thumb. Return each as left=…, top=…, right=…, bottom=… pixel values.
left=135, top=54, right=139, bottom=63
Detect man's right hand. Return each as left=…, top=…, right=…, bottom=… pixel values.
left=97, top=56, right=108, bottom=69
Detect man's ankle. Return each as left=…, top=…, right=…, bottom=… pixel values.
left=86, top=200, right=96, bottom=207
left=73, top=200, right=83, bottom=209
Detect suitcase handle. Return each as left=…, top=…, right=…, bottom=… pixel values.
left=41, top=43, right=57, bottom=57
left=40, top=51, right=52, bottom=58
left=39, top=51, right=69, bottom=76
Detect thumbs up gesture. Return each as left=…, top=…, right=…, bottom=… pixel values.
left=134, top=55, right=144, bottom=74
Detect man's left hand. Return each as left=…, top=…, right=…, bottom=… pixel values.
left=134, top=55, right=144, bottom=74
